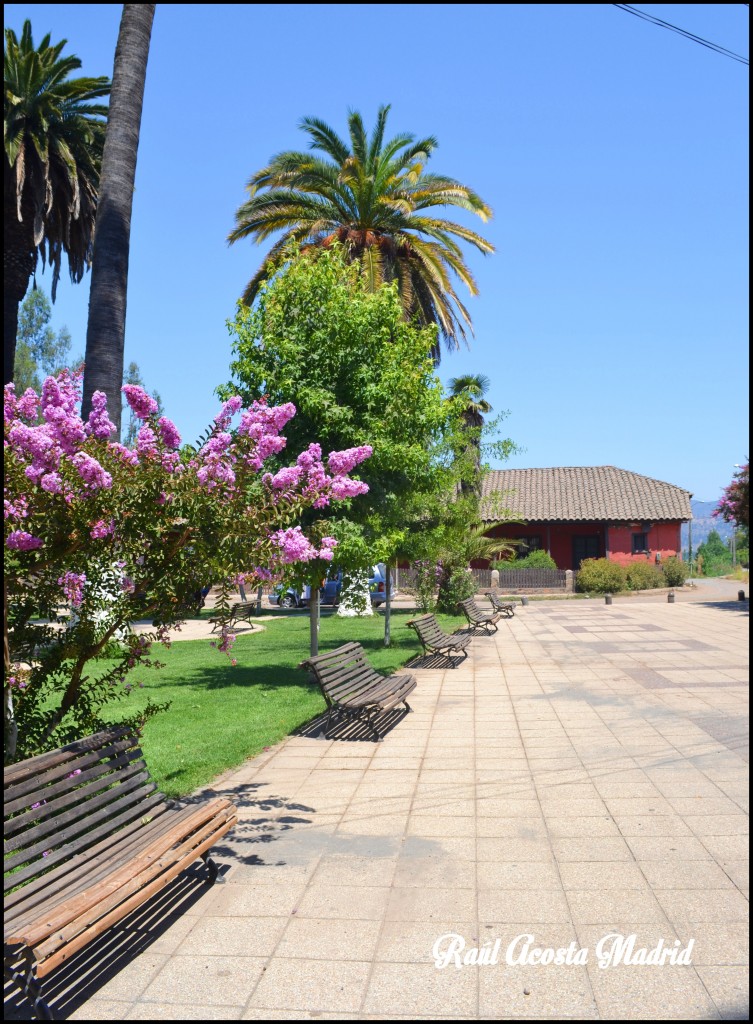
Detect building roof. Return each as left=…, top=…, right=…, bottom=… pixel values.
left=481, top=466, right=692, bottom=523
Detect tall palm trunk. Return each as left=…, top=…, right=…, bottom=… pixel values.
left=82, top=5, right=155, bottom=436
left=3, top=191, right=36, bottom=385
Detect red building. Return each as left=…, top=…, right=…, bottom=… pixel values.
left=480, top=466, right=692, bottom=571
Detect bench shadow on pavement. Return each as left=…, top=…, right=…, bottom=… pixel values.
left=4, top=864, right=215, bottom=1020
left=3, top=775, right=324, bottom=1020
left=295, top=705, right=410, bottom=741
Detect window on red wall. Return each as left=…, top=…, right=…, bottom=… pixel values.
left=516, top=536, right=542, bottom=558
left=632, top=532, right=649, bottom=554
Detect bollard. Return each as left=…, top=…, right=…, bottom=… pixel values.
left=739, top=590, right=747, bottom=601
left=605, top=593, right=612, bottom=605
left=521, top=596, right=529, bottom=607
left=668, top=591, right=675, bottom=603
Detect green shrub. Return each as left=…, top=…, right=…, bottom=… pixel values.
left=436, top=565, right=477, bottom=613
left=661, top=556, right=688, bottom=588
left=496, top=550, right=557, bottom=570
left=576, top=558, right=627, bottom=594
left=625, top=560, right=665, bottom=591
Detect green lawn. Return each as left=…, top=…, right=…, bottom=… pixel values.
left=105, top=608, right=466, bottom=798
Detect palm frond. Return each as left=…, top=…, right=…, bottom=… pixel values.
left=228, top=105, right=493, bottom=360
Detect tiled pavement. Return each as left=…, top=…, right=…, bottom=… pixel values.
left=10, top=590, right=749, bottom=1020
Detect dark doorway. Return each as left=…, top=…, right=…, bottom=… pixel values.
left=572, top=535, right=600, bottom=570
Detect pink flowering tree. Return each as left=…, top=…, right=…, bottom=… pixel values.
left=4, top=370, right=370, bottom=761
left=713, top=462, right=749, bottom=531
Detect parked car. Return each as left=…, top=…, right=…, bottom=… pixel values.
left=268, top=566, right=395, bottom=609
left=268, top=571, right=342, bottom=610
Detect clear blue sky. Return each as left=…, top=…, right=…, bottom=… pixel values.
left=6, top=4, right=749, bottom=504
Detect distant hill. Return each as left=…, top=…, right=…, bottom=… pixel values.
left=681, top=500, right=734, bottom=554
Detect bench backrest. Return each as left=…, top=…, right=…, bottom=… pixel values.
left=460, top=598, right=484, bottom=618
left=408, top=615, right=447, bottom=644
left=300, top=642, right=382, bottom=706
left=4, top=727, right=166, bottom=896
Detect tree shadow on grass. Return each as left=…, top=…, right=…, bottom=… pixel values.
left=200, top=662, right=315, bottom=692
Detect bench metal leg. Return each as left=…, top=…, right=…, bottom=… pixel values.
left=5, top=947, right=54, bottom=1020
left=365, top=707, right=383, bottom=741
left=201, top=852, right=225, bottom=884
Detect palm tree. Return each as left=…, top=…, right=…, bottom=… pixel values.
left=448, top=373, right=493, bottom=429
left=228, top=105, right=494, bottom=361
left=448, top=373, right=493, bottom=493
left=4, top=20, right=109, bottom=385
left=82, top=5, right=155, bottom=436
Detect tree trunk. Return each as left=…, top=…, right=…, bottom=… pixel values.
left=82, top=5, right=155, bottom=436
left=3, top=192, right=37, bottom=385
left=309, top=586, right=320, bottom=657
left=384, top=564, right=392, bottom=647
left=4, top=577, right=17, bottom=762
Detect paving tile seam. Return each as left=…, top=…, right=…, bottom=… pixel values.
left=497, top=617, right=740, bottom=986
left=499, top=634, right=606, bottom=1016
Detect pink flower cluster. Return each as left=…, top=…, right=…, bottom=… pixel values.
left=85, top=392, right=117, bottom=441
left=6, top=375, right=374, bottom=632
left=261, top=442, right=371, bottom=510
left=58, top=571, right=86, bottom=607
left=269, top=526, right=338, bottom=565
left=5, top=373, right=112, bottom=501
left=7, top=530, right=43, bottom=551
left=327, top=446, right=373, bottom=475
left=90, top=519, right=115, bottom=539
left=122, top=385, right=159, bottom=420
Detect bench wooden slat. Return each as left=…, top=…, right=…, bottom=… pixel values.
left=4, top=747, right=145, bottom=827
left=407, top=615, right=472, bottom=664
left=18, top=799, right=236, bottom=952
left=336, top=675, right=415, bottom=707
left=4, top=728, right=238, bottom=1014
left=3, top=727, right=133, bottom=787
left=300, top=642, right=417, bottom=740
left=5, top=776, right=161, bottom=871
left=4, top=802, right=175, bottom=924
left=4, top=767, right=152, bottom=854
left=35, top=814, right=237, bottom=980
left=4, top=733, right=136, bottom=805
left=4, top=789, right=165, bottom=886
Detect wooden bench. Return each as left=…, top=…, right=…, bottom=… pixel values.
left=299, top=642, right=417, bottom=741
left=488, top=593, right=515, bottom=618
left=406, top=614, right=472, bottom=666
left=459, top=597, right=503, bottom=633
left=208, top=602, right=256, bottom=633
left=4, top=727, right=237, bottom=1020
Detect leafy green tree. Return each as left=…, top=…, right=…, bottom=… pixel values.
left=696, top=529, right=733, bottom=577
left=223, top=243, right=467, bottom=647
left=14, top=289, right=73, bottom=393
left=228, top=105, right=494, bottom=362
left=4, top=20, right=109, bottom=384
left=82, top=5, right=155, bottom=437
